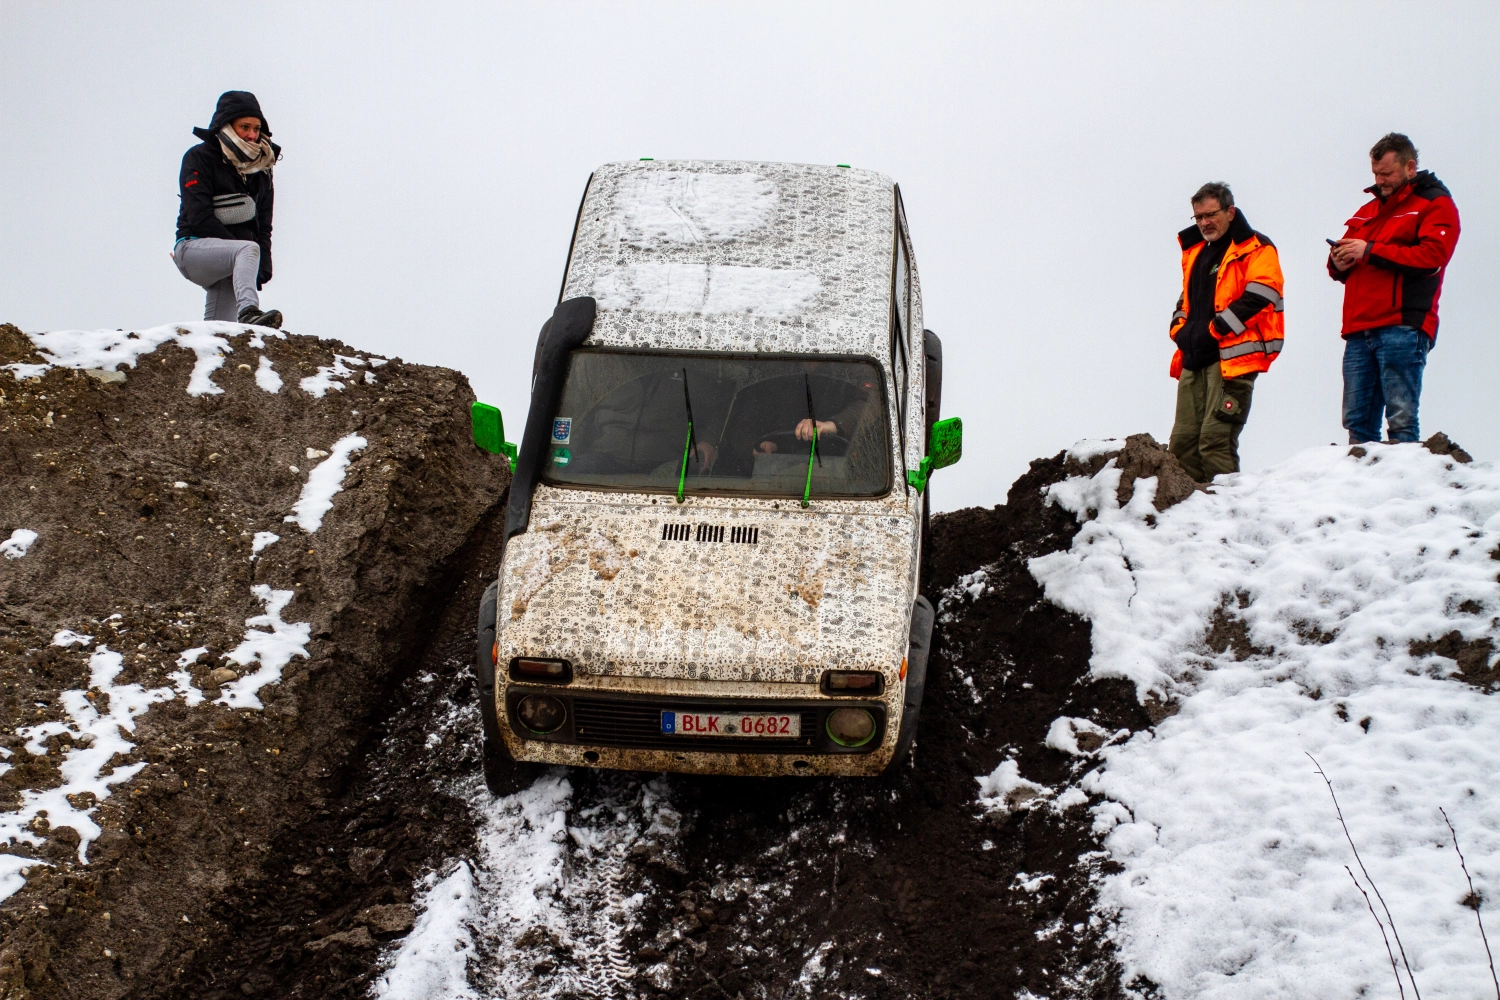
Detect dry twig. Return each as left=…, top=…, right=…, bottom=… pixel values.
left=1308, top=752, right=1422, bottom=999
left=1440, top=806, right=1500, bottom=1000
left=1346, top=865, right=1405, bottom=1000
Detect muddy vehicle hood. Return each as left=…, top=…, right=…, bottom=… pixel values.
left=497, top=496, right=915, bottom=684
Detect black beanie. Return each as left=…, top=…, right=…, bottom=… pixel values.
left=207, top=91, right=270, bottom=137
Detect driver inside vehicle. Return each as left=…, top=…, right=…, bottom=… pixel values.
left=749, top=373, right=878, bottom=458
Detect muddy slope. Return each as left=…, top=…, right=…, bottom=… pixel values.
left=0, top=322, right=508, bottom=998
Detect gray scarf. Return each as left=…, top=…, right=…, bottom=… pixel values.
left=218, top=126, right=276, bottom=177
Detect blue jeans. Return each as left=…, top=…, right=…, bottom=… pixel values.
left=1342, top=325, right=1430, bottom=444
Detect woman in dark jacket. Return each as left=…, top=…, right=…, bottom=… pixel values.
left=173, top=91, right=284, bottom=327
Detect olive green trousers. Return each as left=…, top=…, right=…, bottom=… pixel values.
left=1168, top=365, right=1256, bottom=483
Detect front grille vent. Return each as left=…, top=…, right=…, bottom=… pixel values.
left=662, top=523, right=760, bottom=544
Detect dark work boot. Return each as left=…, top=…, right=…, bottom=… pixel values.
left=237, top=305, right=284, bottom=329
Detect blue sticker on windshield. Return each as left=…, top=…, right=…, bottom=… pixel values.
left=551, top=418, right=572, bottom=445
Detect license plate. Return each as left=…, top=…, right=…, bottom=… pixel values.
left=660, top=711, right=800, bottom=738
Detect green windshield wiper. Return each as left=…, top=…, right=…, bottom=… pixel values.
left=802, top=373, right=820, bottom=508
left=677, top=367, right=698, bottom=504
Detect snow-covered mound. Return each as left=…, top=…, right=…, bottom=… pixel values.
left=1032, top=443, right=1500, bottom=997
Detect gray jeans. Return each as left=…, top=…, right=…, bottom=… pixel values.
left=173, top=238, right=259, bottom=321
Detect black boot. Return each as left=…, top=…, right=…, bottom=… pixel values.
left=237, top=305, right=284, bottom=329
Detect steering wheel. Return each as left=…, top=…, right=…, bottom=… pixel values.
left=756, top=431, right=851, bottom=458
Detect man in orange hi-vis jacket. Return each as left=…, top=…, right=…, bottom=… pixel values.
left=1167, top=182, right=1285, bottom=482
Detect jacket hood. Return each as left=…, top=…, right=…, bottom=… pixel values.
left=1178, top=206, right=1256, bottom=251
left=1364, top=169, right=1450, bottom=203
left=199, top=91, right=271, bottom=137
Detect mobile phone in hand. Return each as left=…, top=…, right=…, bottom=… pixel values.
left=1326, top=238, right=1339, bottom=246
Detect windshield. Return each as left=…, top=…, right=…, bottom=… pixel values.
left=542, top=350, right=891, bottom=498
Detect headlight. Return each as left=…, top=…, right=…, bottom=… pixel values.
left=825, top=708, right=876, bottom=747
left=820, top=670, right=884, bottom=695
left=517, top=694, right=567, bottom=734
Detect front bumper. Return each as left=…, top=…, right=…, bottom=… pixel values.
left=500, top=686, right=898, bottom=776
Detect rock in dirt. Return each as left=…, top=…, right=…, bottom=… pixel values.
left=355, top=903, right=414, bottom=934
left=347, top=847, right=387, bottom=880
left=0, top=320, right=508, bottom=999
left=304, top=926, right=375, bottom=952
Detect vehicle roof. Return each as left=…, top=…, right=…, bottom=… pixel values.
left=561, top=160, right=899, bottom=358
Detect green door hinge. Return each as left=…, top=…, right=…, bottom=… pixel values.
left=906, top=456, right=933, bottom=493
left=471, top=402, right=517, bottom=472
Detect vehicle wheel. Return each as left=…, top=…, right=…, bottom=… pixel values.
left=476, top=579, right=541, bottom=795
left=888, top=594, right=935, bottom=770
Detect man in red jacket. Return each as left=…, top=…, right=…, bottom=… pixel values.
left=1329, top=133, right=1460, bottom=444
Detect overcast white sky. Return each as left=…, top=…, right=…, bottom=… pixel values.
left=3, top=2, right=1496, bottom=511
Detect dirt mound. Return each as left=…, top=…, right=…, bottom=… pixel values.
left=1423, top=431, right=1473, bottom=464
left=0, top=322, right=508, bottom=998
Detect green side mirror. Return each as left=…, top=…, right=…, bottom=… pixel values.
left=471, top=402, right=517, bottom=471
left=929, top=417, right=963, bottom=470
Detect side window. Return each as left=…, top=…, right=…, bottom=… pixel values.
left=891, top=204, right=911, bottom=438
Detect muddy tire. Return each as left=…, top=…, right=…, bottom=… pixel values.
left=477, top=581, right=539, bottom=795
left=888, top=594, right=934, bottom=770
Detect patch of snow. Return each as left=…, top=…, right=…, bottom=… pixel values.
left=21, top=323, right=259, bottom=396
left=1030, top=443, right=1500, bottom=996
left=216, top=586, right=311, bottom=709
left=618, top=171, right=777, bottom=244
left=1, top=529, right=38, bottom=559
left=169, top=647, right=208, bottom=707
left=798, top=940, right=836, bottom=991
left=1052, top=786, right=1090, bottom=812
left=254, top=355, right=282, bottom=392
left=372, top=862, right=478, bottom=1000
left=1014, top=872, right=1055, bottom=893
left=244, top=328, right=285, bottom=350
left=594, top=262, right=821, bottom=318
left=1045, top=716, right=1120, bottom=756
left=2, top=363, right=48, bottom=381
left=249, top=531, right=280, bottom=559
left=51, top=630, right=91, bottom=648
left=976, top=758, right=1053, bottom=816
left=284, top=434, right=367, bottom=532
left=0, top=646, right=177, bottom=880
left=1067, top=438, right=1127, bottom=463
left=0, top=855, right=50, bottom=900
left=299, top=353, right=368, bottom=398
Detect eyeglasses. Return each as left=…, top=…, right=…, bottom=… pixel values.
left=1192, top=208, right=1228, bottom=224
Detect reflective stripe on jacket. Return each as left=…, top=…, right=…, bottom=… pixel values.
left=1169, top=210, right=1285, bottom=380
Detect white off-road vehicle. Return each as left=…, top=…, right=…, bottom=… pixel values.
left=473, top=160, right=960, bottom=780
